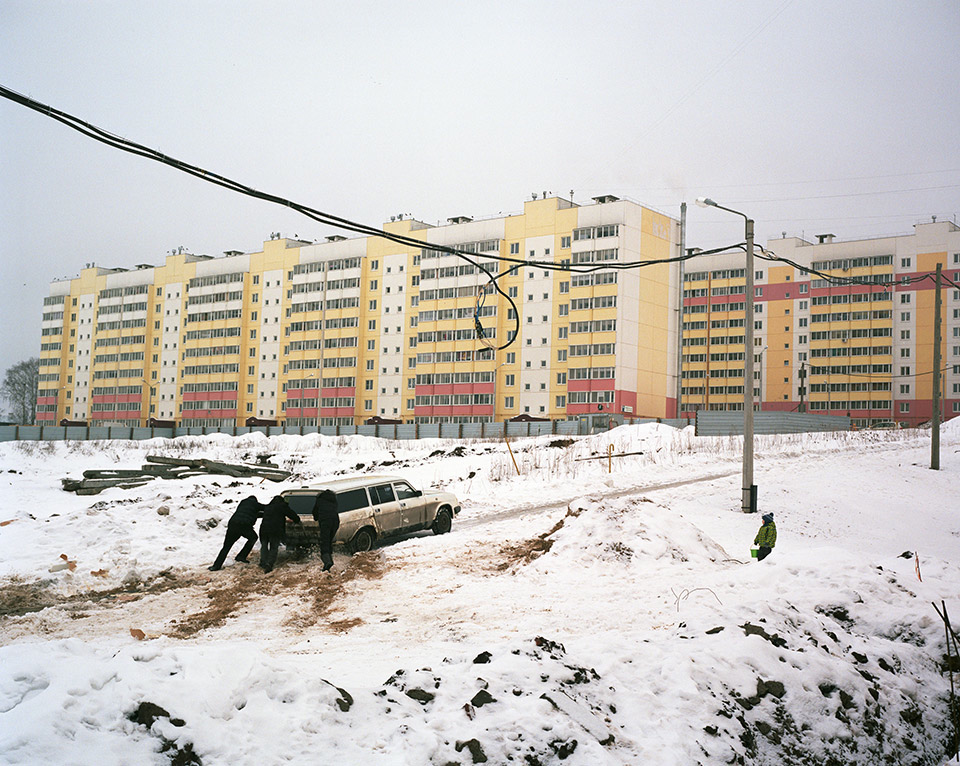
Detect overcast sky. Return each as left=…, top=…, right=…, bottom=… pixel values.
left=2, top=0, right=958, bottom=379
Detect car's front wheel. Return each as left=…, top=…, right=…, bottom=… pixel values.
left=431, top=508, right=452, bottom=535
left=350, top=527, right=375, bottom=553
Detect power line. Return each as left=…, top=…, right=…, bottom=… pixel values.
left=3, top=82, right=737, bottom=352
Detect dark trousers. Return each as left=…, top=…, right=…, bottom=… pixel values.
left=212, top=522, right=257, bottom=569
left=319, top=516, right=339, bottom=571
left=260, top=527, right=282, bottom=571
left=757, top=546, right=773, bottom=561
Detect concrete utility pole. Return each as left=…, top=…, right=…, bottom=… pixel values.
left=695, top=197, right=756, bottom=513
left=931, top=262, right=942, bottom=470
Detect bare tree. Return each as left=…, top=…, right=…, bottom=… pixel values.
left=1, top=358, right=40, bottom=424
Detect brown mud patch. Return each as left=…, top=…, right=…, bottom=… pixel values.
left=0, top=568, right=189, bottom=619
left=495, top=504, right=585, bottom=571
left=169, top=550, right=387, bottom=638
left=283, top=551, right=385, bottom=631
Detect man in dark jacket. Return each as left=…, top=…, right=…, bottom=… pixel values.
left=754, top=512, right=777, bottom=561
left=209, top=495, right=263, bottom=571
left=312, top=489, right=340, bottom=572
left=259, top=496, right=301, bottom=572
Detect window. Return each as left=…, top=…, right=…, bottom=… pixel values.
left=504, top=396, right=515, bottom=408
left=899, top=402, right=910, bottom=413
left=505, top=374, right=515, bottom=386
left=508, top=286, right=518, bottom=298
left=561, top=236, right=571, bottom=249
left=370, top=280, right=378, bottom=290
left=900, top=257, right=911, bottom=268
left=901, top=312, right=911, bottom=322
left=799, top=284, right=808, bottom=294
left=509, top=243, right=519, bottom=255
left=369, top=300, right=377, bottom=310
left=798, top=318, right=807, bottom=327
left=371, top=260, right=379, bottom=270
left=755, top=287, right=763, bottom=297
left=901, top=329, right=910, bottom=340
left=900, top=384, right=910, bottom=395
left=799, top=300, right=808, bottom=310
left=506, top=353, right=515, bottom=364
left=557, top=372, right=567, bottom=384
left=558, top=327, right=568, bottom=339
left=559, top=282, right=569, bottom=294
left=900, top=293, right=911, bottom=304
left=900, top=348, right=910, bottom=358
left=557, top=349, right=567, bottom=362
left=900, top=366, right=911, bottom=376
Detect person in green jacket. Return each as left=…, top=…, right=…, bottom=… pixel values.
left=754, top=512, right=777, bottom=561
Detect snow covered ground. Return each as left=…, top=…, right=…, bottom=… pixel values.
left=1, top=423, right=958, bottom=765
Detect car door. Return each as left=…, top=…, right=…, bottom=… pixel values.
left=334, top=487, right=372, bottom=542
left=369, top=483, right=403, bottom=535
left=393, top=480, right=424, bottom=530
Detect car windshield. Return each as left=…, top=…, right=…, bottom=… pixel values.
left=394, top=482, right=418, bottom=500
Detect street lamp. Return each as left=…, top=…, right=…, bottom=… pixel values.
left=695, top=196, right=757, bottom=513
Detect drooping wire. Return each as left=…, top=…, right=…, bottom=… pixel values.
left=1, top=82, right=728, bottom=352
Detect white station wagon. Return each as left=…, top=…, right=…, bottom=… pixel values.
left=281, top=474, right=461, bottom=553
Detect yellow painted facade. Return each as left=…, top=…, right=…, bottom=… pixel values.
left=37, top=195, right=682, bottom=427
left=680, top=221, right=960, bottom=426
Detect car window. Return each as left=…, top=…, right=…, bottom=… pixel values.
left=284, top=494, right=316, bottom=517
left=369, top=483, right=396, bottom=505
left=394, top=482, right=418, bottom=500
left=336, top=488, right=370, bottom=513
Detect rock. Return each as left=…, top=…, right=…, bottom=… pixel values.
left=899, top=550, right=913, bottom=558
left=756, top=679, right=785, bottom=699
left=705, top=626, right=725, bottom=635
left=473, top=651, right=492, bottom=664
left=157, top=506, right=170, bottom=516
left=470, top=689, right=496, bottom=708
left=741, top=622, right=787, bottom=648
left=404, top=688, right=434, bottom=704
left=195, top=518, right=220, bottom=531
left=128, top=701, right=171, bottom=727
left=454, top=738, right=487, bottom=763
left=549, top=738, right=578, bottom=759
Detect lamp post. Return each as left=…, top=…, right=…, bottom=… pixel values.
left=695, top=197, right=757, bottom=513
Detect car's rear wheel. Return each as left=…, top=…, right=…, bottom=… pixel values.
left=350, top=527, right=375, bottom=553
left=432, top=508, right=452, bottom=535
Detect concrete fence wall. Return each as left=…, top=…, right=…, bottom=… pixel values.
left=0, top=419, right=593, bottom=443
left=695, top=411, right=851, bottom=436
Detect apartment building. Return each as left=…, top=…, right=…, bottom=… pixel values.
left=680, top=220, right=960, bottom=426
left=36, top=195, right=681, bottom=427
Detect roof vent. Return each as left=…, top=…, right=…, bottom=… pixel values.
left=592, top=194, right=620, bottom=204
left=816, top=233, right=835, bottom=244
left=223, top=250, right=243, bottom=257
left=325, top=235, right=347, bottom=242
left=447, top=216, right=473, bottom=225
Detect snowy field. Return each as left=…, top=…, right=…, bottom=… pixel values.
left=1, top=423, right=958, bottom=765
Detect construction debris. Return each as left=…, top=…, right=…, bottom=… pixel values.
left=60, top=455, right=292, bottom=495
